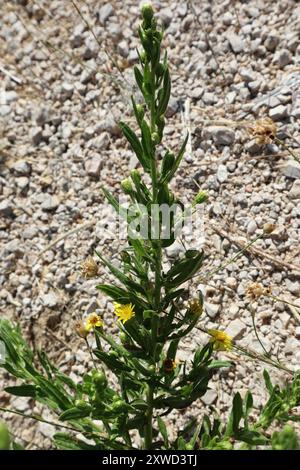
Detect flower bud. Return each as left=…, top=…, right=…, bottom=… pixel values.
left=121, top=178, right=134, bottom=195
left=151, top=132, right=160, bottom=144
left=141, top=3, right=154, bottom=28
left=130, top=169, right=141, bottom=181
left=135, top=104, right=145, bottom=122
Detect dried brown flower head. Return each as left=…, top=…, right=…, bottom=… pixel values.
left=188, top=298, right=203, bottom=316
left=246, top=282, right=270, bottom=300
left=163, top=358, right=177, bottom=373
left=263, top=223, right=276, bottom=235
left=81, top=256, right=98, bottom=279
left=249, top=118, right=277, bottom=145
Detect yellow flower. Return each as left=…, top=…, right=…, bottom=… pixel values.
left=85, top=313, right=103, bottom=331
left=114, top=303, right=135, bottom=324
left=81, top=256, right=98, bottom=279
left=208, top=329, right=232, bottom=351
left=188, top=298, right=203, bottom=316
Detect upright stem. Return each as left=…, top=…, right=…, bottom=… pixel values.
left=144, top=59, right=163, bottom=450
left=144, top=384, right=154, bottom=449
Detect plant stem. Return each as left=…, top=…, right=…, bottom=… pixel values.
left=144, top=383, right=154, bottom=449
left=275, top=137, right=300, bottom=165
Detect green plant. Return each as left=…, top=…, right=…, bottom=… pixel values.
left=0, top=4, right=299, bottom=451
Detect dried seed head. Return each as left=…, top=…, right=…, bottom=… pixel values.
left=263, top=223, right=276, bottom=234
left=188, top=298, right=203, bottom=316
left=249, top=118, right=277, bottom=145
left=163, top=358, right=177, bottom=373
left=81, top=256, right=98, bottom=279
left=75, top=320, right=89, bottom=339
left=247, top=282, right=269, bottom=300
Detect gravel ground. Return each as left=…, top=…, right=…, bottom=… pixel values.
left=0, top=0, right=300, bottom=449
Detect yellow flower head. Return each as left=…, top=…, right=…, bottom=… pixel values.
left=188, top=298, right=203, bottom=316
left=81, top=256, right=98, bottom=279
left=85, top=313, right=103, bottom=331
left=114, top=302, right=135, bottom=324
left=208, top=329, right=232, bottom=351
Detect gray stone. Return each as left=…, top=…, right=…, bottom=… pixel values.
left=190, top=87, right=203, bottom=99
left=223, top=12, right=233, bottom=26
left=284, top=338, right=299, bottom=355
left=217, top=164, right=228, bottom=183
left=0, top=199, right=14, bottom=217
left=264, top=33, right=280, bottom=51
left=248, top=80, right=261, bottom=94
left=166, top=241, right=184, bottom=258
left=31, top=127, right=43, bottom=145
left=205, top=302, right=220, bottom=319
left=97, top=116, right=120, bottom=136
left=275, top=49, right=293, bottom=68
left=206, top=126, right=235, bottom=146
left=5, top=91, right=18, bottom=103
left=240, top=68, right=256, bottom=82
left=0, top=105, right=11, bottom=116
left=225, top=277, right=238, bottom=290
left=269, top=104, right=288, bottom=121
left=41, top=195, right=60, bottom=212
left=23, top=226, right=38, bottom=239
left=13, top=159, right=31, bottom=176
left=41, top=291, right=59, bottom=308
left=88, top=133, right=110, bottom=151
left=166, top=97, right=179, bottom=118
left=246, top=220, right=258, bottom=235
left=227, top=34, right=245, bottom=53
left=282, top=161, right=300, bottom=179
left=295, top=326, right=300, bottom=339
left=34, top=107, right=50, bottom=126
left=250, top=338, right=272, bottom=354
left=201, top=389, right=218, bottom=405
left=285, top=279, right=300, bottom=296
left=290, top=180, right=300, bottom=198
left=245, top=140, right=260, bottom=154
left=159, top=8, right=173, bottom=27
left=16, top=176, right=29, bottom=190
left=118, top=40, right=129, bottom=58
left=85, top=156, right=103, bottom=177
left=60, top=83, right=74, bottom=101
left=202, top=92, right=217, bottom=105
left=98, top=4, right=114, bottom=24
left=4, top=240, right=24, bottom=256
left=85, top=299, right=100, bottom=315
left=226, top=319, right=246, bottom=340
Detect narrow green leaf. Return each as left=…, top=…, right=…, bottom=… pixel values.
left=157, top=417, right=169, bottom=449
left=5, top=385, right=36, bottom=397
